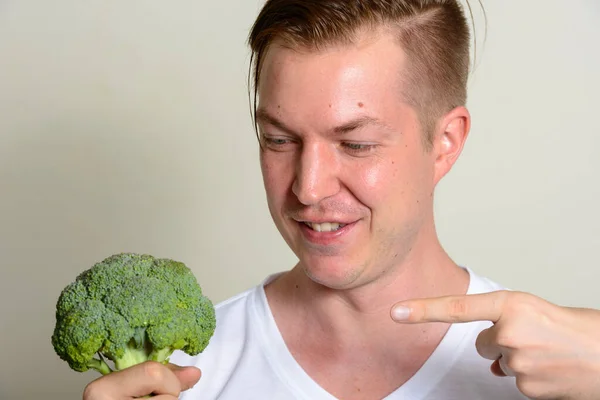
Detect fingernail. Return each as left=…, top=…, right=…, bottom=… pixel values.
left=391, top=305, right=411, bottom=321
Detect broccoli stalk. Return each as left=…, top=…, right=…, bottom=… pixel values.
left=88, top=356, right=112, bottom=376
left=51, top=253, right=216, bottom=381
left=110, top=328, right=187, bottom=372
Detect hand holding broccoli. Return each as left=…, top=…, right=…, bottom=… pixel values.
left=51, top=253, right=216, bottom=396
left=82, top=362, right=201, bottom=400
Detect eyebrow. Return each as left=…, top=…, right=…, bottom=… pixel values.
left=332, top=115, right=385, bottom=135
left=256, top=109, right=296, bottom=135
left=256, top=108, right=389, bottom=136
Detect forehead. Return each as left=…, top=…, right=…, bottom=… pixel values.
left=257, top=33, right=410, bottom=127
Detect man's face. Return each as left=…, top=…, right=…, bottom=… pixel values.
left=257, top=33, right=451, bottom=290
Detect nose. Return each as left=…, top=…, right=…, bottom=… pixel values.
left=292, top=141, right=340, bottom=205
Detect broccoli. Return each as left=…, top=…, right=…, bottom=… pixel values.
left=51, top=253, right=216, bottom=376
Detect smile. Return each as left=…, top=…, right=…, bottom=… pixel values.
left=303, top=222, right=347, bottom=232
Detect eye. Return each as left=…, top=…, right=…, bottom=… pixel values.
left=341, top=142, right=377, bottom=155
left=261, top=135, right=295, bottom=151
left=266, top=137, right=288, bottom=145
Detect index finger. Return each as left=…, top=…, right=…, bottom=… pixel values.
left=391, top=290, right=509, bottom=324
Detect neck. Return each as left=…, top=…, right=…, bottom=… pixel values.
left=265, top=227, right=469, bottom=346
left=263, top=227, right=470, bottom=397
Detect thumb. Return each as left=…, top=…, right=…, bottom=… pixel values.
left=167, top=364, right=202, bottom=391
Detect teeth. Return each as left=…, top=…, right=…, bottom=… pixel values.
left=304, top=222, right=346, bottom=232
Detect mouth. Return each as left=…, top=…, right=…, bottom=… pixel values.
left=302, top=221, right=347, bottom=232
left=296, top=219, right=357, bottom=246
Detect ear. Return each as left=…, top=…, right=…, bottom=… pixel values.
left=432, top=106, right=471, bottom=186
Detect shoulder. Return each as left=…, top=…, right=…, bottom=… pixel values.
left=171, top=273, right=282, bottom=367
left=464, top=266, right=509, bottom=295
left=213, top=286, right=255, bottom=320
left=170, top=286, right=256, bottom=367
left=171, top=276, right=285, bottom=399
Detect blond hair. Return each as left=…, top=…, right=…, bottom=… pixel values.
left=248, top=0, right=478, bottom=148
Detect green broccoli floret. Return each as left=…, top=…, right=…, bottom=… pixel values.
left=51, top=253, right=216, bottom=375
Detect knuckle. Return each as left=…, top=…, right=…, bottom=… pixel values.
left=505, top=354, right=529, bottom=374
left=143, top=360, right=166, bottom=381
left=495, top=331, right=517, bottom=348
left=506, top=291, right=557, bottom=326
left=82, top=380, right=105, bottom=400
left=446, top=298, right=468, bottom=322
left=515, top=377, right=534, bottom=397
left=515, top=377, right=549, bottom=399
left=507, top=291, right=539, bottom=313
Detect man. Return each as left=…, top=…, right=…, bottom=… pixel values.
left=83, top=1, right=600, bottom=399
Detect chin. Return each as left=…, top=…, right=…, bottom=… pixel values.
left=300, top=257, right=364, bottom=290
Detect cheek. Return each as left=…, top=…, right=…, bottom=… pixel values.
left=351, top=160, right=398, bottom=205
left=362, top=163, right=389, bottom=193
left=259, top=155, right=275, bottom=192
left=352, top=155, right=431, bottom=207
left=260, top=153, right=292, bottom=199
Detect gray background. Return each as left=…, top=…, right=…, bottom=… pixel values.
left=1, top=1, right=598, bottom=398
